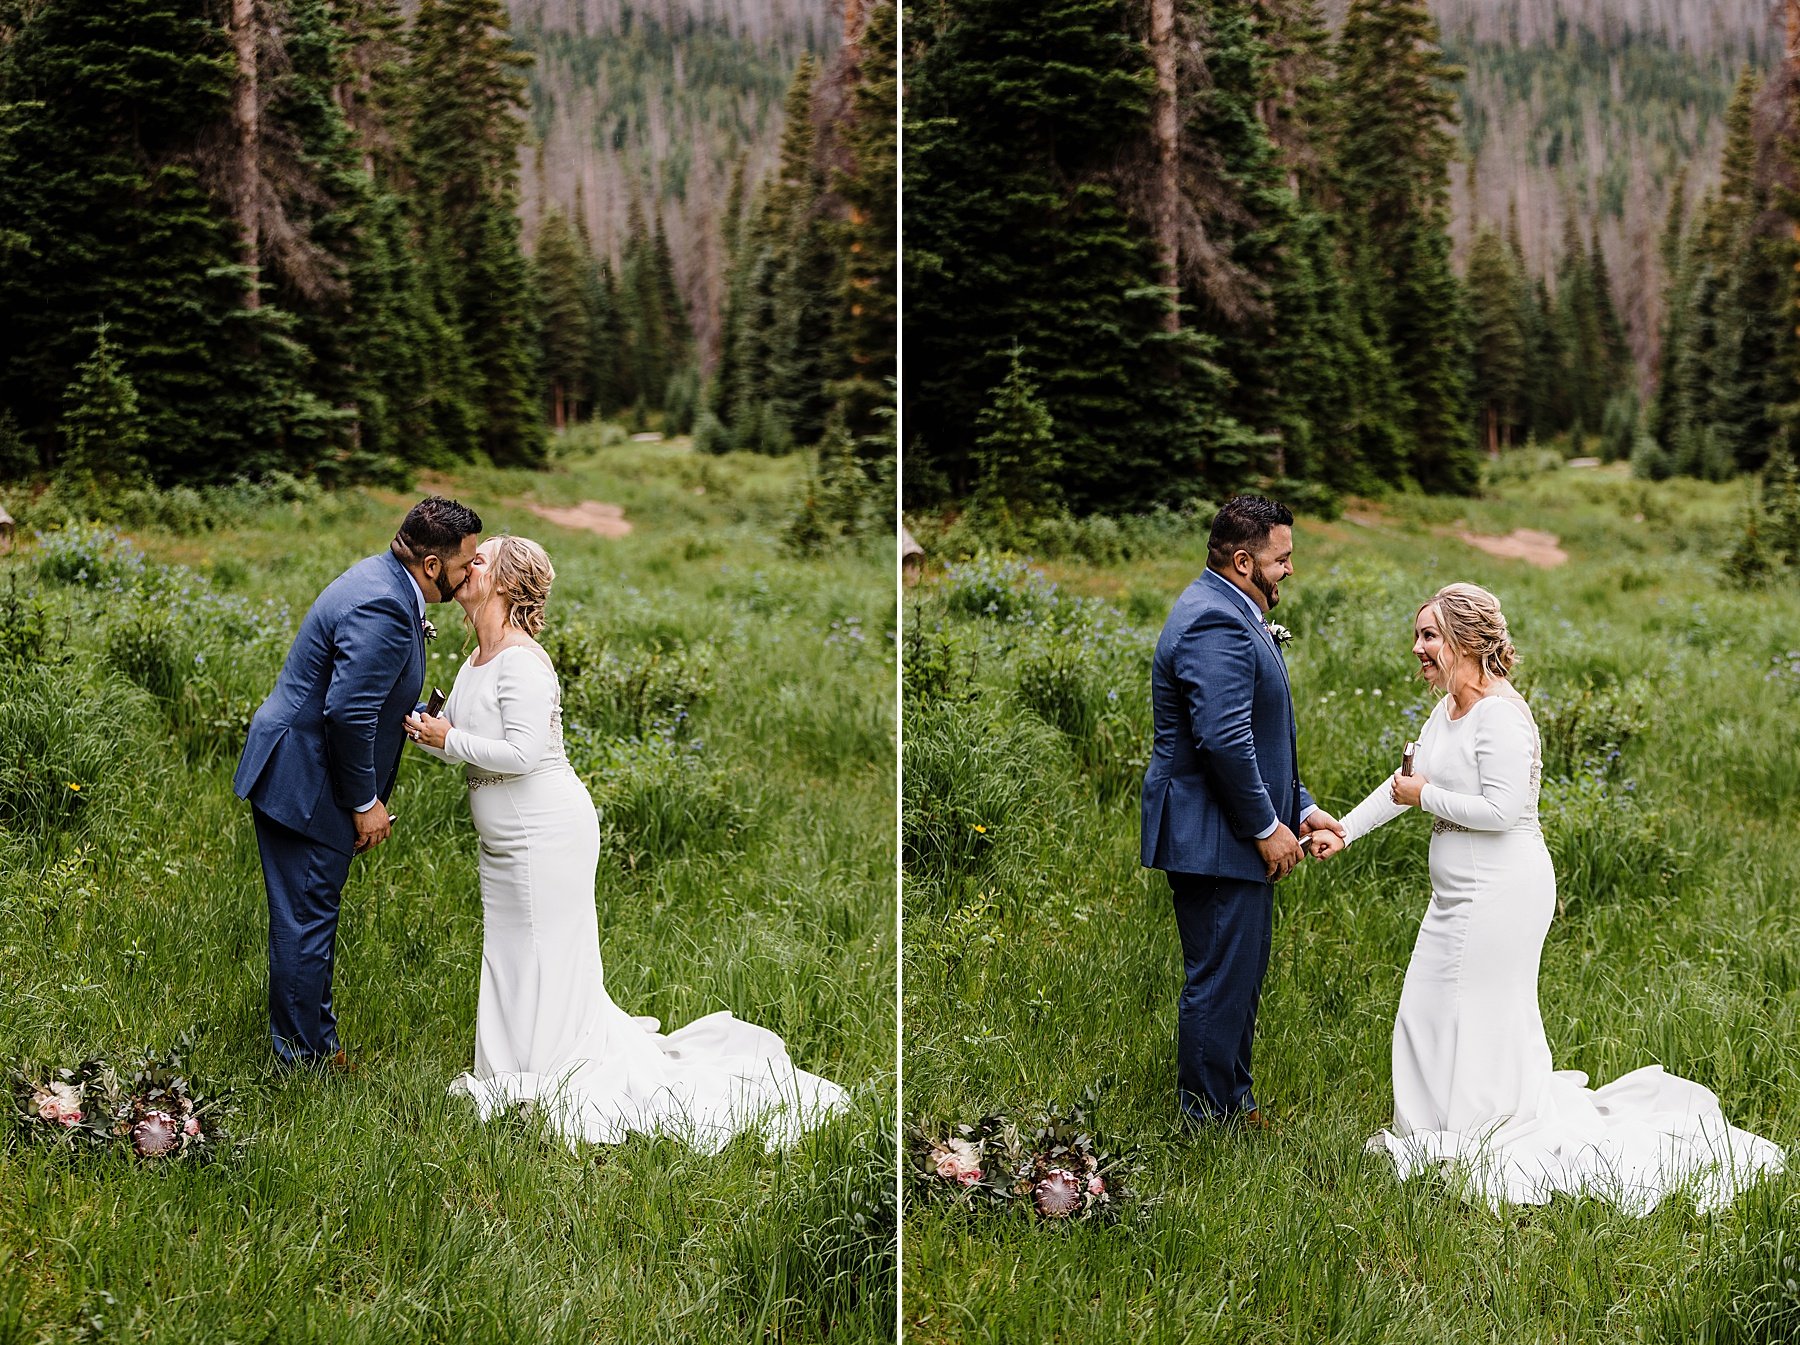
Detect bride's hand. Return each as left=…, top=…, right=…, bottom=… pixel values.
left=405, top=711, right=450, bottom=750
left=1389, top=770, right=1427, bottom=808
left=1305, top=830, right=1344, bottom=860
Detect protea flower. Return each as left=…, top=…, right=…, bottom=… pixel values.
left=1033, top=1168, right=1082, bottom=1218
left=132, top=1110, right=179, bottom=1157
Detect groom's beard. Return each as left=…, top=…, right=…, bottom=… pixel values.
left=1252, top=569, right=1280, bottom=610
left=432, top=570, right=468, bottom=603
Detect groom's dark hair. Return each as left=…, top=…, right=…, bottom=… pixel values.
left=395, top=496, right=482, bottom=563
left=1206, top=495, right=1293, bottom=571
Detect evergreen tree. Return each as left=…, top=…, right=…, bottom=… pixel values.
left=407, top=0, right=543, bottom=466
left=829, top=1, right=899, bottom=447
left=970, top=346, right=1060, bottom=520
left=1332, top=0, right=1477, bottom=492
left=534, top=209, right=593, bottom=429
left=1467, top=227, right=1528, bottom=455
left=0, top=0, right=318, bottom=480
left=57, top=322, right=149, bottom=488
left=905, top=0, right=1216, bottom=511
left=1652, top=69, right=1798, bottom=479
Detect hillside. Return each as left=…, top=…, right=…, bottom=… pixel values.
left=509, top=0, right=837, bottom=362
left=1434, top=0, right=1780, bottom=379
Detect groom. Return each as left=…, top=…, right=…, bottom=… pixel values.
left=1141, top=496, right=1341, bottom=1127
left=234, top=496, right=482, bottom=1067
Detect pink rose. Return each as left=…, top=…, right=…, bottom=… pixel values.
left=933, top=1137, right=983, bottom=1183
left=33, top=1082, right=83, bottom=1126
left=1087, top=1175, right=1105, bottom=1196
left=184, top=1116, right=202, bottom=1138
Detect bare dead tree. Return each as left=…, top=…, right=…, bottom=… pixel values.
left=1150, top=0, right=1181, bottom=331
left=229, top=0, right=260, bottom=309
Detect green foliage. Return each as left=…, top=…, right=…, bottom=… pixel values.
left=0, top=439, right=893, bottom=1342
left=0, top=0, right=549, bottom=484
left=906, top=472, right=1800, bottom=1338
left=0, top=406, right=34, bottom=479
left=56, top=323, right=147, bottom=490
left=904, top=0, right=1218, bottom=512
left=970, top=346, right=1060, bottom=525
left=1651, top=69, right=1798, bottom=484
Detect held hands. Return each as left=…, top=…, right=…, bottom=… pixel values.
left=1389, top=770, right=1428, bottom=809
left=1255, top=824, right=1304, bottom=882
left=405, top=710, right=451, bottom=751
left=1300, top=809, right=1347, bottom=862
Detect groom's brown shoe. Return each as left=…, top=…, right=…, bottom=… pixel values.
left=1241, top=1108, right=1274, bottom=1131
left=325, top=1049, right=359, bottom=1075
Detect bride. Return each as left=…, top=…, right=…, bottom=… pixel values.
left=404, top=535, right=848, bottom=1151
left=1309, top=582, right=1782, bottom=1212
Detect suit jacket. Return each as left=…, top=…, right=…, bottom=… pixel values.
left=1140, top=568, right=1315, bottom=883
left=234, top=552, right=426, bottom=855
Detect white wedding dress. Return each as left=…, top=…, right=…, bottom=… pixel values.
left=1340, top=691, right=1783, bottom=1213
left=416, top=644, right=849, bottom=1152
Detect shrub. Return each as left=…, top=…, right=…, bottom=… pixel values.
left=0, top=574, right=66, bottom=665
left=568, top=725, right=747, bottom=870
left=34, top=524, right=146, bottom=589
left=548, top=632, right=714, bottom=741
left=941, top=554, right=1061, bottom=622
left=901, top=696, right=1070, bottom=901
left=104, top=614, right=187, bottom=703
left=1541, top=769, right=1685, bottom=917
left=0, top=663, right=158, bottom=837
left=1013, top=642, right=1147, bottom=802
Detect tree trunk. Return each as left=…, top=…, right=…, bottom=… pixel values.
left=844, top=0, right=868, bottom=50
left=1788, top=1, right=1799, bottom=282
left=230, top=0, right=260, bottom=310
left=1149, top=0, right=1179, bottom=332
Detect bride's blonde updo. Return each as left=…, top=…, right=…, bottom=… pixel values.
left=1421, top=582, right=1518, bottom=683
left=486, top=536, right=555, bottom=637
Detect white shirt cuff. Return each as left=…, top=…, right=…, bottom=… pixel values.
left=354, top=798, right=378, bottom=813
left=1253, top=817, right=1280, bottom=840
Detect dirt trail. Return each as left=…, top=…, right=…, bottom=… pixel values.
left=524, top=500, right=633, bottom=538
left=1456, top=528, right=1566, bottom=567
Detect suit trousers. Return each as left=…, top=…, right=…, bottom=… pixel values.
left=1168, top=870, right=1273, bottom=1122
left=253, top=807, right=354, bottom=1063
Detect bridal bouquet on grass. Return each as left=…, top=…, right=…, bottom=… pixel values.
left=911, top=1088, right=1142, bottom=1225
left=13, top=1041, right=230, bottom=1162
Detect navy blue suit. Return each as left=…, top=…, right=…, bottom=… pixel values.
left=234, top=552, right=425, bottom=1062
left=1141, top=568, right=1314, bottom=1121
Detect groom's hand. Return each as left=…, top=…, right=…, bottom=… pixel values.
left=1255, top=824, right=1303, bottom=882
left=353, top=800, right=393, bottom=854
left=1299, top=809, right=1345, bottom=842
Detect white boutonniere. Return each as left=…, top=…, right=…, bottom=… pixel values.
left=1266, top=622, right=1293, bottom=648
left=420, top=617, right=438, bottom=641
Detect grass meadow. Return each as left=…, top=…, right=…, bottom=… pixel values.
left=0, top=428, right=897, bottom=1343
left=903, top=465, right=1800, bottom=1343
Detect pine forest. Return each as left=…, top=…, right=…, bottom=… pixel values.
left=904, top=0, right=1800, bottom=525
left=0, top=0, right=894, bottom=512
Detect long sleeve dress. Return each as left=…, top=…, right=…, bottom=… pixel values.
left=417, top=645, right=848, bottom=1152
left=1340, top=692, right=1782, bottom=1212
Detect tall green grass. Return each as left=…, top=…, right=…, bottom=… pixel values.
left=0, top=429, right=896, bottom=1343
left=903, top=466, right=1800, bottom=1343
